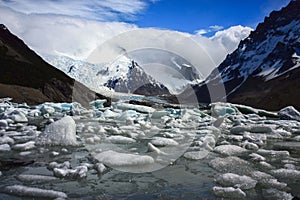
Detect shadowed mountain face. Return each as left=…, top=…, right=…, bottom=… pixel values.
left=181, top=0, right=300, bottom=110
left=0, top=24, right=110, bottom=106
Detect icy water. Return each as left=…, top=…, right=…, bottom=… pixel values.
left=0, top=100, right=300, bottom=199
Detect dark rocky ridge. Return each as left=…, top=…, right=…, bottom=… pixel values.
left=0, top=24, right=110, bottom=106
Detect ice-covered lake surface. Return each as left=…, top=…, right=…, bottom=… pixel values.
left=0, top=97, right=300, bottom=199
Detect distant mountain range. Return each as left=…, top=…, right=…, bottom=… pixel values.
left=181, top=0, right=300, bottom=110
left=45, top=55, right=170, bottom=96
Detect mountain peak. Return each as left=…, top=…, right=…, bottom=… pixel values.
left=0, top=24, right=7, bottom=30
left=181, top=0, right=300, bottom=110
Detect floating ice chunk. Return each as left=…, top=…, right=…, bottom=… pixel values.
left=231, top=125, right=274, bottom=135
left=279, top=106, right=300, bottom=122
left=106, top=136, right=136, bottom=144
left=292, top=135, right=300, bottom=141
left=86, top=136, right=101, bottom=144
left=262, top=188, right=293, bottom=200
left=28, top=109, right=41, bottom=117
left=274, top=142, right=300, bottom=151
left=0, top=119, right=8, bottom=127
left=0, top=144, right=11, bottom=151
left=249, top=153, right=266, bottom=162
left=95, top=163, right=107, bottom=174
left=105, top=126, right=121, bottom=135
left=19, top=151, right=32, bottom=156
left=202, top=134, right=216, bottom=150
left=103, top=109, right=120, bottom=118
left=0, top=171, right=2, bottom=176
left=241, top=141, right=259, bottom=150
left=227, top=135, right=244, bottom=142
left=90, top=99, right=107, bottom=109
left=115, top=102, right=155, bottom=113
left=257, top=149, right=289, bottom=158
left=259, top=161, right=274, bottom=169
left=230, top=126, right=251, bottom=134
left=117, top=110, right=138, bottom=121
left=17, top=174, right=59, bottom=183
left=48, top=161, right=71, bottom=170
left=183, top=150, right=209, bottom=160
left=53, top=166, right=88, bottom=178
left=61, top=148, right=68, bottom=153
left=209, top=156, right=253, bottom=174
left=5, top=185, right=67, bottom=199
left=151, top=110, right=169, bottom=119
left=274, top=129, right=292, bottom=137
left=40, top=105, right=55, bottom=115
left=251, top=125, right=273, bottom=133
left=8, top=110, right=28, bottom=123
left=0, top=136, right=14, bottom=145
left=234, top=104, right=278, bottom=118
left=94, top=150, right=154, bottom=167
left=151, top=137, right=179, bottom=147
left=216, top=173, right=257, bottom=190
left=212, top=186, right=246, bottom=199
left=271, top=168, right=300, bottom=180
left=13, top=141, right=35, bottom=151
left=148, top=143, right=166, bottom=155
left=214, top=145, right=248, bottom=156
left=50, top=151, right=60, bottom=157
left=210, top=102, right=240, bottom=117
left=38, top=116, right=77, bottom=146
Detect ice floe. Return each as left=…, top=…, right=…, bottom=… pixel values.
left=213, top=144, right=248, bottom=156
left=93, top=150, right=154, bottom=169
left=150, top=137, right=179, bottom=147
left=279, top=106, right=300, bottom=121
left=106, top=135, right=136, bottom=144
left=5, top=185, right=67, bottom=199
left=0, top=144, right=11, bottom=151
left=216, top=173, right=257, bottom=190
left=38, top=116, right=77, bottom=146
left=17, top=174, right=59, bottom=183
left=212, top=186, right=246, bottom=199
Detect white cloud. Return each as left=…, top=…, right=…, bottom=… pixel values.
left=195, top=29, right=208, bottom=35
left=209, top=25, right=224, bottom=31
left=0, top=6, right=252, bottom=77
left=210, top=25, right=253, bottom=51
left=0, top=0, right=153, bottom=21
left=195, top=25, right=224, bottom=35
left=0, top=6, right=137, bottom=59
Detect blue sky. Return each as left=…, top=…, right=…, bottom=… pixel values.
left=134, top=0, right=290, bottom=34
left=0, top=0, right=291, bottom=35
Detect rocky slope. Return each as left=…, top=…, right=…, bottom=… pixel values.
left=0, top=24, right=109, bottom=106
left=181, top=0, right=300, bottom=110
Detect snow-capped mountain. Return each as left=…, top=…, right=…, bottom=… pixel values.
left=45, top=55, right=170, bottom=96
left=181, top=0, right=300, bottom=110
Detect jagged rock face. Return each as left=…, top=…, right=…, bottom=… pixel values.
left=106, top=61, right=170, bottom=96
left=182, top=0, right=300, bottom=110
left=0, top=24, right=110, bottom=106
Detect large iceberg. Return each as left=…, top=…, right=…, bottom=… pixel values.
left=37, top=116, right=77, bottom=146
